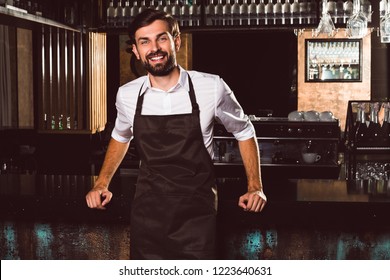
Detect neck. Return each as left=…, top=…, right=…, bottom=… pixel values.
left=149, top=66, right=180, bottom=91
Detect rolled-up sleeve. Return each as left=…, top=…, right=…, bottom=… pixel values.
left=215, top=78, right=256, bottom=141
left=111, top=87, right=133, bottom=143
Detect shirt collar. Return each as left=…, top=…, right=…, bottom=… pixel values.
left=139, top=66, right=190, bottom=95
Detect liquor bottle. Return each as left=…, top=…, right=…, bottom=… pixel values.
left=139, top=0, right=148, bottom=14
left=265, top=0, right=274, bottom=25
left=354, top=103, right=369, bottom=146
left=131, top=1, right=139, bottom=23
left=307, top=0, right=316, bottom=24
left=274, top=0, right=283, bottom=25
left=367, top=102, right=382, bottom=145
left=164, top=0, right=172, bottom=15
left=291, top=0, right=299, bottom=24
left=181, top=0, right=190, bottom=26
left=171, top=0, right=180, bottom=20
left=206, top=0, right=216, bottom=25
left=298, top=0, right=307, bottom=24
left=123, top=0, right=131, bottom=25
left=156, top=0, right=164, bottom=12
left=257, top=0, right=266, bottom=25
left=240, top=0, right=249, bottom=25
left=327, top=0, right=336, bottom=18
left=282, top=0, right=291, bottom=25
left=223, top=0, right=232, bottom=26
left=215, top=0, right=224, bottom=25
left=344, top=0, right=353, bottom=18
left=189, top=0, right=200, bottom=26
left=115, top=0, right=124, bottom=27
left=248, top=0, right=257, bottom=25
left=106, top=0, right=115, bottom=27
left=335, top=0, right=344, bottom=23
left=232, top=0, right=240, bottom=25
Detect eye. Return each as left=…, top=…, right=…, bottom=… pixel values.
left=158, top=36, right=168, bottom=42
left=140, top=40, right=149, bottom=45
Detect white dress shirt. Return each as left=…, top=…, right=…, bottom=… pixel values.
left=112, top=66, right=255, bottom=156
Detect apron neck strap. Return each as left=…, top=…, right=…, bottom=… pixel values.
left=135, top=74, right=199, bottom=115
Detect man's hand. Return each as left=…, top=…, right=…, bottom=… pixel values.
left=238, top=189, right=267, bottom=212
left=85, top=186, right=113, bottom=210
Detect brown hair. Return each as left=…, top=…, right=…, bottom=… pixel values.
left=128, top=9, right=180, bottom=45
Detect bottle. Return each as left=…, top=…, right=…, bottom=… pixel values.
left=164, top=0, right=172, bottom=15
left=354, top=103, right=369, bottom=146
left=307, top=0, right=316, bottom=24
left=274, top=0, right=283, bottom=25
left=215, top=0, right=224, bottom=25
left=189, top=0, right=200, bottom=26
left=265, top=0, right=274, bottom=25
left=343, top=0, right=353, bottom=23
left=291, top=0, right=299, bottom=24
left=139, top=0, right=148, bottom=14
left=248, top=0, right=257, bottom=25
left=240, top=0, right=249, bottom=25
left=115, top=0, right=124, bottom=27
left=367, top=102, right=382, bottom=145
left=156, top=0, right=164, bottom=12
left=131, top=1, right=139, bottom=23
left=282, top=0, right=291, bottom=25
left=232, top=0, right=240, bottom=25
left=335, top=0, right=344, bottom=23
left=327, top=0, right=336, bottom=18
left=106, top=0, right=115, bottom=27
left=206, top=0, right=216, bottom=25
left=257, top=0, right=266, bottom=25
left=181, top=0, right=190, bottom=26
left=171, top=0, right=181, bottom=20
left=223, top=0, right=232, bottom=26
left=123, top=0, right=131, bottom=25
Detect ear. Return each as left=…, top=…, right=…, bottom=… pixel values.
left=132, top=44, right=140, bottom=60
left=174, top=35, right=181, bottom=52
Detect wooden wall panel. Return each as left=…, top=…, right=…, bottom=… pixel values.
left=17, top=28, right=34, bottom=128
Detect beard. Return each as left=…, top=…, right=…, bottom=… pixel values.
left=143, top=51, right=176, bottom=77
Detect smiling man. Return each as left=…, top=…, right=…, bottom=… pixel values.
left=85, top=9, right=267, bottom=260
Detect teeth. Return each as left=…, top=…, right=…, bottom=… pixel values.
left=150, top=56, right=163, bottom=61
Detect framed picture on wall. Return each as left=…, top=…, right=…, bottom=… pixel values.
left=305, top=39, right=362, bottom=82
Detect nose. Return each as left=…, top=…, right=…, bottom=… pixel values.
left=150, top=40, right=160, bottom=53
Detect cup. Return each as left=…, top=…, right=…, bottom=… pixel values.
left=302, top=153, right=321, bottom=164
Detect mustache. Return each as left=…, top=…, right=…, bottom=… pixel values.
left=146, top=51, right=167, bottom=59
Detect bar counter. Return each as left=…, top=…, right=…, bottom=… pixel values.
left=1, top=173, right=390, bottom=260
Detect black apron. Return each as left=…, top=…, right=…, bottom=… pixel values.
left=130, top=75, right=216, bottom=260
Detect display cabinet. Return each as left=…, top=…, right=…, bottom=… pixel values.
left=305, top=38, right=362, bottom=82
left=344, top=100, right=390, bottom=180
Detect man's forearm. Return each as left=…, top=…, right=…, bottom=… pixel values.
left=95, top=138, right=130, bottom=188
left=238, top=137, right=263, bottom=192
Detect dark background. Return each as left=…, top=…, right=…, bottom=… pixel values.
left=192, top=31, right=298, bottom=117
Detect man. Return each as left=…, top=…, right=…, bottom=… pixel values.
left=85, top=9, right=266, bottom=260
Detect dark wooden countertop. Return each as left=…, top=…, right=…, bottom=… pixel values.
left=1, top=174, right=390, bottom=229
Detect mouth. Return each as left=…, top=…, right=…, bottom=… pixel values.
left=147, top=52, right=166, bottom=63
